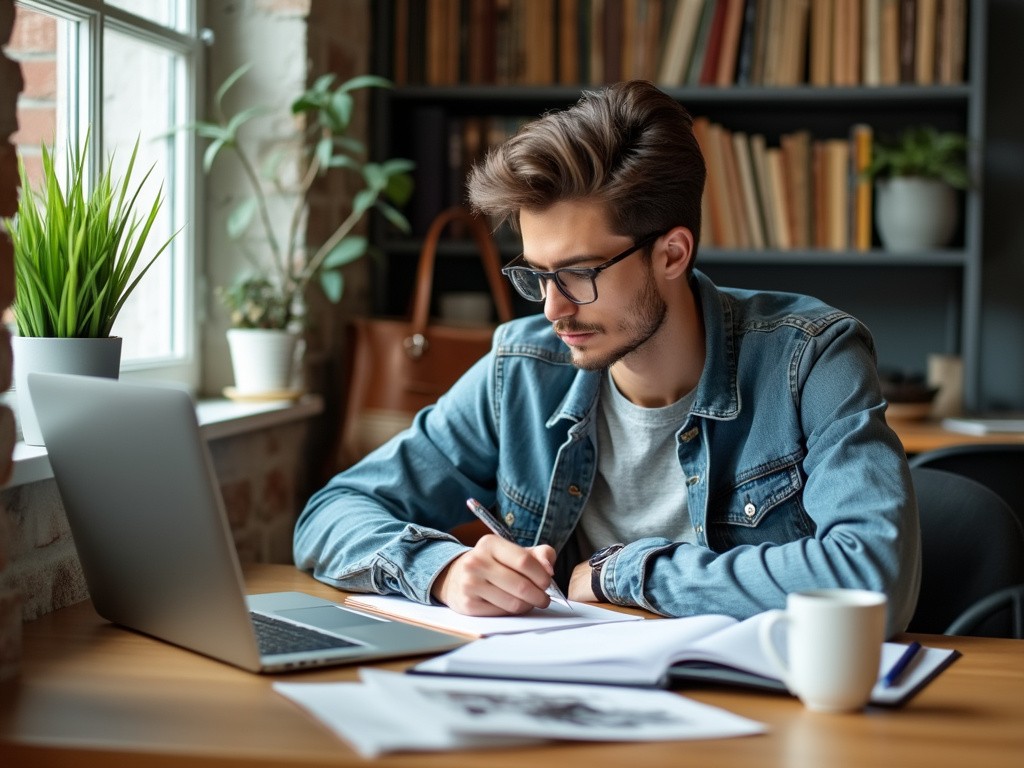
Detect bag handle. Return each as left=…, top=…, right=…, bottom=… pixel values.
left=409, top=206, right=514, bottom=344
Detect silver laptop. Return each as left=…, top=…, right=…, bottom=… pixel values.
left=28, top=372, right=466, bottom=673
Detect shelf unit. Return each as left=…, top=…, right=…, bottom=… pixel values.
left=368, top=1, right=987, bottom=410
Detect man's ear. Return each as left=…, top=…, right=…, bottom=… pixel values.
left=660, top=226, right=695, bottom=280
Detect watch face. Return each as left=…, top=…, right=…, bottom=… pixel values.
left=589, top=543, right=624, bottom=567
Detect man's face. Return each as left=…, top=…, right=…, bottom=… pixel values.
left=519, top=201, right=667, bottom=371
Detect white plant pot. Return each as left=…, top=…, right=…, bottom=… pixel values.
left=13, top=335, right=122, bottom=446
left=875, top=177, right=958, bottom=252
left=225, top=328, right=302, bottom=395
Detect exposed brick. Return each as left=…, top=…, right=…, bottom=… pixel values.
left=219, top=478, right=253, bottom=528
left=16, top=57, right=54, bottom=100
left=259, top=467, right=291, bottom=521
left=51, top=555, right=86, bottom=608
left=9, top=6, right=56, bottom=53
left=9, top=104, right=55, bottom=146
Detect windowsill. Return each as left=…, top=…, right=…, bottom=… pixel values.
left=2, top=394, right=324, bottom=490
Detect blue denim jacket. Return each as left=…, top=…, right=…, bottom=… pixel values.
left=295, top=270, right=921, bottom=635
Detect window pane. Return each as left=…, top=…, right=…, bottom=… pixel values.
left=106, top=0, right=184, bottom=31
left=103, top=26, right=183, bottom=361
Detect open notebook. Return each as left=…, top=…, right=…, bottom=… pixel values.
left=412, top=611, right=959, bottom=707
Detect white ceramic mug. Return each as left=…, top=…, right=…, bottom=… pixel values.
left=758, top=589, right=887, bottom=713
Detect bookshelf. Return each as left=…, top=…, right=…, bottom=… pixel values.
left=368, top=0, right=987, bottom=410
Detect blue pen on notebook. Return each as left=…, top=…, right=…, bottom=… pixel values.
left=465, top=497, right=574, bottom=613
left=882, top=641, right=922, bottom=688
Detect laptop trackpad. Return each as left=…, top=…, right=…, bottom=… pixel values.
left=274, top=605, right=386, bottom=631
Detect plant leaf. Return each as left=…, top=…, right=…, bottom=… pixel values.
left=227, top=198, right=259, bottom=239
left=319, top=269, right=344, bottom=303
left=322, top=236, right=368, bottom=269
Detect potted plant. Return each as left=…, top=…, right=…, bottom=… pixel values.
left=188, top=65, right=413, bottom=396
left=863, top=126, right=969, bottom=252
left=3, top=132, right=176, bottom=445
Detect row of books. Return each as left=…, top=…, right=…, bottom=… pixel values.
left=391, top=0, right=968, bottom=88
left=694, top=117, right=877, bottom=252
left=410, top=110, right=914, bottom=255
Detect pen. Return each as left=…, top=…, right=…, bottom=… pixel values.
left=465, top=498, right=575, bottom=613
left=882, top=641, right=922, bottom=688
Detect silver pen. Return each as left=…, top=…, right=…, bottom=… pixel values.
left=465, top=498, right=575, bottom=613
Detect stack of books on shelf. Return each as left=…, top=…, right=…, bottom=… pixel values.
left=390, top=0, right=968, bottom=88
left=693, top=117, right=875, bottom=252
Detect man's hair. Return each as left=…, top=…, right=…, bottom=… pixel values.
left=466, top=80, right=706, bottom=247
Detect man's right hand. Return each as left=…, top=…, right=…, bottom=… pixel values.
left=430, top=534, right=558, bottom=616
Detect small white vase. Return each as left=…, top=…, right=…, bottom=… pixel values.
left=225, top=328, right=302, bottom=395
left=13, top=335, right=123, bottom=446
left=875, top=177, right=958, bottom=252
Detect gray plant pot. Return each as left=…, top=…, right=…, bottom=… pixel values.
left=874, top=177, right=958, bottom=252
left=12, top=336, right=122, bottom=446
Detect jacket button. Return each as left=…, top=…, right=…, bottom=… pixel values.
left=568, top=485, right=582, bottom=497
left=504, top=512, right=515, bottom=527
left=679, top=427, right=699, bottom=443
left=744, top=502, right=756, bottom=517
left=686, top=475, right=700, bottom=486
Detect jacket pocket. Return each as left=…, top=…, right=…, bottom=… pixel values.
left=706, top=463, right=815, bottom=550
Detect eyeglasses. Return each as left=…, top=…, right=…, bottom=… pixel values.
left=501, top=231, right=664, bottom=305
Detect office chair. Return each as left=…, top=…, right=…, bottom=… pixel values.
left=944, top=583, right=1024, bottom=639
left=907, top=443, right=1024, bottom=526
left=908, top=467, right=1024, bottom=637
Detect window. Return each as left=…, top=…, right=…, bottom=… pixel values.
left=7, top=0, right=201, bottom=386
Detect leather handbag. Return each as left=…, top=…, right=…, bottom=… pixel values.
left=337, top=206, right=514, bottom=468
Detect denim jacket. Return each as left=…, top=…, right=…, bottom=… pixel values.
left=295, top=270, right=921, bottom=636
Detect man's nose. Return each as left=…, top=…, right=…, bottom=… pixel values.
left=543, top=279, right=577, bottom=322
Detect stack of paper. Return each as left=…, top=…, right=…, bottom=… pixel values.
left=274, top=669, right=767, bottom=758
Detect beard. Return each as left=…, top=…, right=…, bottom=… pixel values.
left=554, top=268, right=668, bottom=371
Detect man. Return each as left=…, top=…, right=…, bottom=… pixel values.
left=295, top=81, right=920, bottom=635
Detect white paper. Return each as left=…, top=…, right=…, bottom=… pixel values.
left=345, top=593, right=642, bottom=636
left=273, top=680, right=539, bottom=758
left=274, top=671, right=767, bottom=757
left=360, top=669, right=767, bottom=743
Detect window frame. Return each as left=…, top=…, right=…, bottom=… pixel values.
left=15, top=0, right=205, bottom=389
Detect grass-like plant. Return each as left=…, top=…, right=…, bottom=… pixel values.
left=4, top=132, right=176, bottom=338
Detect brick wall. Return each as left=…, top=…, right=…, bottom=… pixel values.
left=0, top=418, right=315, bottom=623
left=0, top=0, right=21, bottom=681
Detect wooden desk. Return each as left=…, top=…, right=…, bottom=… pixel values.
left=889, top=418, right=1024, bottom=454
left=2, top=564, right=1022, bottom=768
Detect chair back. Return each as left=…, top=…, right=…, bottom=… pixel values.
left=909, top=467, right=1024, bottom=636
left=908, top=443, right=1024, bottom=526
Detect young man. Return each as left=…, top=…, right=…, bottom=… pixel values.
left=295, top=81, right=920, bottom=635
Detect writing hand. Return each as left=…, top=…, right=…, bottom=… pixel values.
left=431, top=535, right=558, bottom=616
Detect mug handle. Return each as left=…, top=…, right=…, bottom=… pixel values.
left=758, top=609, right=794, bottom=690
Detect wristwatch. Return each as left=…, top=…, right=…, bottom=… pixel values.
left=589, top=543, right=624, bottom=603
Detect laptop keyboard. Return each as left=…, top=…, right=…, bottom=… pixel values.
left=250, top=612, right=362, bottom=656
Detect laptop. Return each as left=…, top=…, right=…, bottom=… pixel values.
left=27, top=372, right=466, bottom=673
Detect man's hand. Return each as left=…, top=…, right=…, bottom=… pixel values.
left=431, top=535, right=558, bottom=616
left=568, top=560, right=598, bottom=603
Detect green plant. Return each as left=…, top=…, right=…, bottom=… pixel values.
left=863, top=126, right=969, bottom=189
left=3, top=132, right=176, bottom=338
left=190, top=65, right=414, bottom=330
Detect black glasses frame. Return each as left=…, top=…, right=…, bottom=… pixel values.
left=500, top=230, right=665, bottom=305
